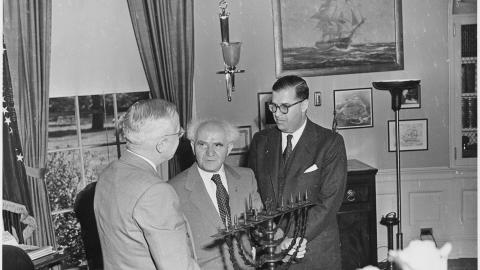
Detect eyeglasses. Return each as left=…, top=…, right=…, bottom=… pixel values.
left=164, top=127, right=185, bottom=138
left=268, top=99, right=304, bottom=114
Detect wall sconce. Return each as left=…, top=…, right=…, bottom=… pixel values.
left=216, top=0, right=245, bottom=102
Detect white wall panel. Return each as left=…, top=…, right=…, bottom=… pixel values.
left=376, top=166, right=477, bottom=259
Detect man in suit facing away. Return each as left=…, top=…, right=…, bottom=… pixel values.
left=248, top=75, right=347, bottom=270
left=94, top=99, right=200, bottom=270
left=170, top=119, right=307, bottom=269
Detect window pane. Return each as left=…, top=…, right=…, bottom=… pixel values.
left=52, top=211, right=85, bottom=268
left=46, top=150, right=82, bottom=211
left=79, top=95, right=117, bottom=147
left=83, top=145, right=121, bottom=184
left=48, top=97, right=78, bottom=149
left=117, top=92, right=150, bottom=111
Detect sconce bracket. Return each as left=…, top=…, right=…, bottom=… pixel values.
left=216, top=69, right=245, bottom=74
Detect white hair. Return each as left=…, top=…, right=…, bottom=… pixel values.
left=187, top=118, right=239, bottom=144
left=119, top=99, right=178, bottom=145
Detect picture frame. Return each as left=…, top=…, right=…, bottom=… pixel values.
left=314, top=91, right=322, bottom=106
left=334, top=88, right=373, bottom=129
left=388, top=119, right=428, bottom=152
left=257, top=92, right=276, bottom=130
left=272, top=0, right=404, bottom=77
left=231, top=126, right=252, bottom=154
left=400, top=84, right=421, bottom=109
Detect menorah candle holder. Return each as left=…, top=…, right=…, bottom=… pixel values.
left=211, top=192, right=315, bottom=270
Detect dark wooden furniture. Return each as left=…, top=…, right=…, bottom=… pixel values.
left=32, top=252, right=66, bottom=270
left=338, top=159, right=378, bottom=270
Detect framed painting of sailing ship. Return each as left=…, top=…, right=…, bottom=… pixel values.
left=333, top=88, right=373, bottom=129
left=388, top=119, right=428, bottom=151
left=272, top=0, right=404, bottom=77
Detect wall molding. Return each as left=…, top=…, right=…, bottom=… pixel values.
left=374, top=166, right=477, bottom=260
left=376, top=166, right=477, bottom=182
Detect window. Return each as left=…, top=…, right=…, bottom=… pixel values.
left=46, top=92, right=149, bottom=267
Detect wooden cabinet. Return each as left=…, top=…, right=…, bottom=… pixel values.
left=338, top=159, right=378, bottom=270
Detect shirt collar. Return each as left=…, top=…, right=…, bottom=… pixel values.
left=197, top=164, right=228, bottom=188
left=282, top=119, right=307, bottom=150
left=126, top=149, right=157, bottom=172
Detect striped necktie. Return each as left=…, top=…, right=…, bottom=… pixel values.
left=211, top=174, right=231, bottom=227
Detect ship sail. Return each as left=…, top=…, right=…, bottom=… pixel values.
left=311, top=0, right=365, bottom=50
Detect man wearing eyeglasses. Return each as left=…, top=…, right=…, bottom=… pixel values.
left=248, top=75, right=347, bottom=269
left=94, top=99, right=199, bottom=270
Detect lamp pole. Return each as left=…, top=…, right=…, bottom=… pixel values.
left=373, top=80, right=420, bottom=254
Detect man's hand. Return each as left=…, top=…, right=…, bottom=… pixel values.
left=280, top=237, right=307, bottom=259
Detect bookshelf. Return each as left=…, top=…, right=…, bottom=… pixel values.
left=448, top=0, right=477, bottom=167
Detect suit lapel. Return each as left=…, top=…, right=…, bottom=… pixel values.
left=185, top=165, right=224, bottom=229
left=224, top=164, right=246, bottom=219
left=284, top=120, right=321, bottom=188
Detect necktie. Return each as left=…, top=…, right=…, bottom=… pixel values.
left=211, top=174, right=231, bottom=227
left=283, top=134, right=293, bottom=162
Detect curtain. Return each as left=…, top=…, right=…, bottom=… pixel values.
left=4, top=0, right=55, bottom=247
left=2, top=47, right=36, bottom=244
left=126, top=0, right=195, bottom=178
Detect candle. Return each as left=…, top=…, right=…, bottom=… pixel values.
left=219, top=15, right=229, bottom=43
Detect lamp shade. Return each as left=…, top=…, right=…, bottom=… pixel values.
left=221, top=42, right=242, bottom=67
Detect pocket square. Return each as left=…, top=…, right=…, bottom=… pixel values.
left=304, top=164, right=318, bottom=173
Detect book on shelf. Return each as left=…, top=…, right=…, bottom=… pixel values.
left=462, top=97, right=477, bottom=129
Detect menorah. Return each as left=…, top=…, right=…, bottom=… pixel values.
left=211, top=192, right=315, bottom=270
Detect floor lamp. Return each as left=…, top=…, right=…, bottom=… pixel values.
left=372, top=80, right=421, bottom=256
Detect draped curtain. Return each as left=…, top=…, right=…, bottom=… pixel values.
left=126, top=0, right=195, bottom=177
left=4, top=0, right=56, bottom=247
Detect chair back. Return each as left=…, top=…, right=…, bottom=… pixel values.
left=74, top=182, right=103, bottom=269
left=2, top=245, right=34, bottom=270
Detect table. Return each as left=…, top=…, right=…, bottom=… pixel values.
left=33, top=252, right=67, bottom=270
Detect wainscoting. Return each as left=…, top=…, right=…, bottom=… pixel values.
left=375, top=166, right=477, bottom=261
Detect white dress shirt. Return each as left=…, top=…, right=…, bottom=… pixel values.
left=281, top=119, right=307, bottom=152
left=197, top=165, right=229, bottom=215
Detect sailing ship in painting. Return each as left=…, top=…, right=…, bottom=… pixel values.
left=279, top=0, right=402, bottom=74
left=311, top=0, right=365, bottom=50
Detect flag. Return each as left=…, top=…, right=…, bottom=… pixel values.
left=2, top=45, right=37, bottom=242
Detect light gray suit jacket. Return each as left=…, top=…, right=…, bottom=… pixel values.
left=94, top=151, right=200, bottom=270
left=169, top=163, right=263, bottom=270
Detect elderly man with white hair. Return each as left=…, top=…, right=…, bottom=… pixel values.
left=169, top=118, right=263, bottom=269
left=94, top=98, right=200, bottom=270
left=170, top=119, right=306, bottom=269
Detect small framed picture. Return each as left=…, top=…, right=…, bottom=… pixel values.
left=314, top=91, right=321, bottom=106
left=334, top=88, right=373, bottom=129
left=231, top=126, right=252, bottom=154
left=257, top=92, right=276, bottom=130
left=388, top=119, right=428, bottom=152
left=401, top=85, right=421, bottom=109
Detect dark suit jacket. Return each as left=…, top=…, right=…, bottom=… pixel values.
left=94, top=151, right=199, bottom=270
left=169, top=163, right=263, bottom=270
left=248, top=119, right=347, bottom=270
